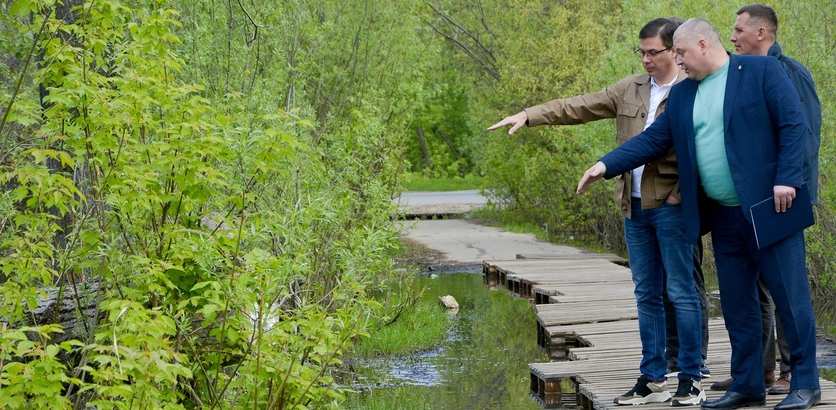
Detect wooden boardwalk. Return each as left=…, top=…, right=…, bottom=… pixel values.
left=482, top=257, right=836, bottom=409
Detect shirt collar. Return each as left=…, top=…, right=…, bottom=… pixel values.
left=650, top=74, right=678, bottom=88
left=704, top=59, right=730, bottom=81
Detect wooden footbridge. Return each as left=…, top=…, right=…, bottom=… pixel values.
left=482, top=256, right=836, bottom=409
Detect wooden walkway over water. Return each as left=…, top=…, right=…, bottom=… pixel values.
left=482, top=257, right=836, bottom=409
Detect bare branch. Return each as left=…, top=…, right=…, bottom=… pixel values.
left=424, top=19, right=500, bottom=80
left=425, top=1, right=496, bottom=64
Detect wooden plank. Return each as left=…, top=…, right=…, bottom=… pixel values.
left=516, top=252, right=627, bottom=264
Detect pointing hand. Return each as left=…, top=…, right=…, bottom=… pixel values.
left=487, top=111, right=528, bottom=135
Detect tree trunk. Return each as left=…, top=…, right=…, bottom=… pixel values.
left=30, top=280, right=101, bottom=344
left=434, top=127, right=460, bottom=158
left=416, top=127, right=432, bottom=169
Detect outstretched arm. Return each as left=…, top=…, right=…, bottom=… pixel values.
left=487, top=77, right=628, bottom=135
left=576, top=110, right=674, bottom=194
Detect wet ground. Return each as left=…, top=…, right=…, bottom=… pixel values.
left=342, top=274, right=547, bottom=410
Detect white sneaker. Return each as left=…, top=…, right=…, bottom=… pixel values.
left=671, top=378, right=706, bottom=407
left=614, top=375, right=672, bottom=405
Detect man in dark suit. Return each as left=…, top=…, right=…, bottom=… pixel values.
left=576, top=18, right=820, bottom=410
left=709, top=3, right=824, bottom=395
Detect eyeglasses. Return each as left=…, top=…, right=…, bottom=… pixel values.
left=634, top=47, right=670, bottom=57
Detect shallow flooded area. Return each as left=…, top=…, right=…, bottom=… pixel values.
left=343, top=273, right=546, bottom=409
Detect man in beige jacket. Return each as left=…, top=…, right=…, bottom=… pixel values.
left=489, top=18, right=707, bottom=406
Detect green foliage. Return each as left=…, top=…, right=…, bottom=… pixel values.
left=0, top=324, right=80, bottom=409
left=0, top=0, right=422, bottom=407
left=82, top=300, right=191, bottom=409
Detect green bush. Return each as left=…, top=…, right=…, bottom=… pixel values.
left=0, top=0, right=425, bottom=407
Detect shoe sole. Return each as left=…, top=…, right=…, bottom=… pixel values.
left=615, top=392, right=673, bottom=405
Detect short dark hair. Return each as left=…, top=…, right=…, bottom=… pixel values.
left=737, top=4, right=778, bottom=34
left=639, top=17, right=684, bottom=48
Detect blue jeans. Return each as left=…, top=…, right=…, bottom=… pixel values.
left=625, top=200, right=703, bottom=381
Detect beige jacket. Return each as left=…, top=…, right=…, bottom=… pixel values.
left=524, top=72, right=686, bottom=218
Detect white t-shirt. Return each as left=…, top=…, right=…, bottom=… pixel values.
left=631, top=75, right=676, bottom=198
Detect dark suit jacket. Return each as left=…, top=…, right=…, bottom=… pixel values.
left=768, top=42, right=822, bottom=204
left=599, top=54, right=810, bottom=242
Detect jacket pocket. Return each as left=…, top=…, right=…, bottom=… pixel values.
left=617, top=103, right=640, bottom=118
left=654, top=150, right=679, bottom=176
left=616, top=103, right=641, bottom=143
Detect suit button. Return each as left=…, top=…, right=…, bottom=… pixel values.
left=641, top=113, right=646, bottom=118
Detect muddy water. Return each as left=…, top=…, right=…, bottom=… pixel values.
left=343, top=274, right=547, bottom=410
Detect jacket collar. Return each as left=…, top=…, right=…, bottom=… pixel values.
left=634, top=70, right=687, bottom=109
left=723, top=54, right=741, bottom=130
left=767, top=42, right=783, bottom=58
left=634, top=74, right=651, bottom=85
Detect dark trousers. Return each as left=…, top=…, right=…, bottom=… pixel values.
left=759, top=280, right=792, bottom=376
left=665, top=240, right=709, bottom=370
left=710, top=204, right=819, bottom=396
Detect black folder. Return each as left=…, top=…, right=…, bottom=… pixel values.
left=748, top=185, right=814, bottom=250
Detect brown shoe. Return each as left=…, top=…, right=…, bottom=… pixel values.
left=768, top=374, right=791, bottom=395
left=765, top=370, right=776, bottom=388
left=710, top=377, right=733, bottom=391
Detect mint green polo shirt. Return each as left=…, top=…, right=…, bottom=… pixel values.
left=694, top=60, right=739, bottom=206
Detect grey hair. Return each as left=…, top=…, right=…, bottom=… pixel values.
left=673, top=18, right=723, bottom=48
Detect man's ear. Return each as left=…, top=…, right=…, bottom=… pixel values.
left=757, top=26, right=766, bottom=41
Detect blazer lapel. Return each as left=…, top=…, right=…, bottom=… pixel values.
left=723, top=55, right=741, bottom=131
left=681, top=80, right=699, bottom=174
left=660, top=71, right=687, bottom=106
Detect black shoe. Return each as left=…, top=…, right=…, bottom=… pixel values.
left=613, top=375, right=671, bottom=405
left=672, top=378, right=706, bottom=406
left=700, top=391, right=765, bottom=409
left=774, top=389, right=821, bottom=410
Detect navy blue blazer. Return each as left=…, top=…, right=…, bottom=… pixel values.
left=600, top=54, right=810, bottom=242
left=768, top=43, right=822, bottom=203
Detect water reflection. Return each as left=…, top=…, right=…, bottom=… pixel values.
left=344, top=274, right=547, bottom=409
